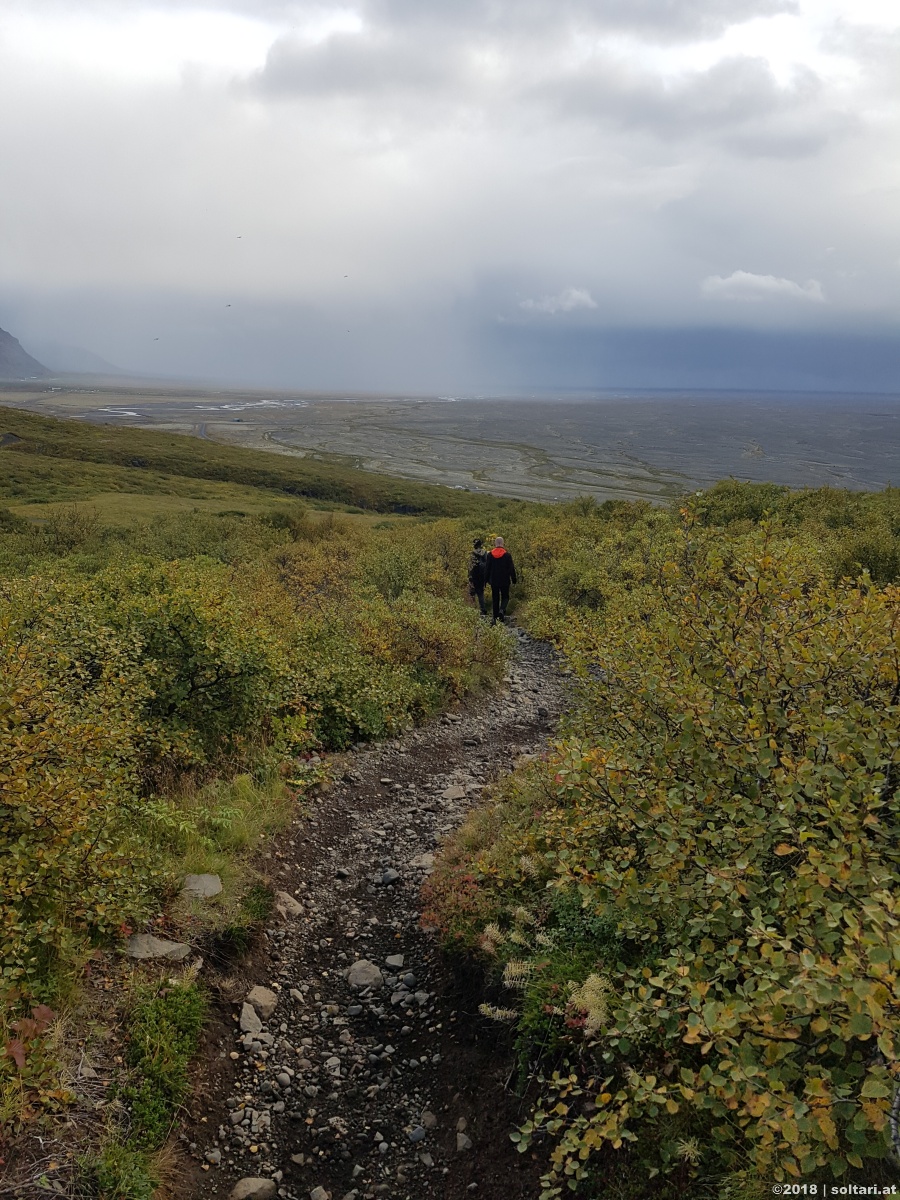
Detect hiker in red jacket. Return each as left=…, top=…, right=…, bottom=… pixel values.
left=484, top=536, right=517, bottom=625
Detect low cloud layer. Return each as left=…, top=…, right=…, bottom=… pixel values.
left=701, top=270, right=825, bottom=303
left=0, top=0, right=898, bottom=391
left=520, top=287, right=598, bottom=314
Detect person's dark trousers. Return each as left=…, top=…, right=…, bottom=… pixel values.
left=471, top=586, right=487, bottom=615
left=491, top=585, right=510, bottom=622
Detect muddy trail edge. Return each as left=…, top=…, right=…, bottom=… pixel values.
left=176, top=627, right=568, bottom=1200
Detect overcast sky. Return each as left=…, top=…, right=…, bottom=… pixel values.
left=1, top=0, right=899, bottom=391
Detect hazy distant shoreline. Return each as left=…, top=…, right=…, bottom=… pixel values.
left=2, top=383, right=898, bottom=503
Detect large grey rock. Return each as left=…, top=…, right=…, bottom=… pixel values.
left=229, top=1180, right=277, bottom=1200
left=239, top=1001, right=262, bottom=1034
left=126, top=934, right=191, bottom=961
left=274, top=890, right=304, bottom=918
left=246, top=985, right=278, bottom=1021
left=309, top=1187, right=331, bottom=1200
left=442, top=784, right=466, bottom=801
left=408, top=852, right=435, bottom=871
left=347, top=959, right=384, bottom=990
left=181, top=873, right=222, bottom=898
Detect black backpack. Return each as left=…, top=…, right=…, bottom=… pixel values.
left=469, top=549, right=487, bottom=587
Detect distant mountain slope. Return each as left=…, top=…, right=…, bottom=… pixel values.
left=0, top=327, right=50, bottom=379
left=28, top=340, right=125, bottom=376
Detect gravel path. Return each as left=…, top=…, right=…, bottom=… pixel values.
left=178, top=628, right=567, bottom=1200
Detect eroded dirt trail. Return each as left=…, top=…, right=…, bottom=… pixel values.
left=179, top=628, right=567, bottom=1200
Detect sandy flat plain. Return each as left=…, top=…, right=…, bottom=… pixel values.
left=3, top=382, right=899, bottom=502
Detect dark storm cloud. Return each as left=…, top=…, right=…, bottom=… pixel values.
left=254, top=0, right=799, bottom=43
left=250, top=0, right=835, bottom=159
left=256, top=29, right=459, bottom=97
left=483, top=322, right=900, bottom=393
left=117, top=0, right=795, bottom=36
left=537, top=55, right=856, bottom=156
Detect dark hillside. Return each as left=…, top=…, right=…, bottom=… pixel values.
left=0, top=328, right=50, bottom=380
left=0, top=404, right=526, bottom=516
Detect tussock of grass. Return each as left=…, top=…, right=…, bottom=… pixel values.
left=147, top=766, right=298, bottom=962
left=161, top=767, right=292, bottom=876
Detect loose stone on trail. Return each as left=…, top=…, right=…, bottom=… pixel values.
left=346, top=959, right=384, bottom=989
left=181, top=872, right=223, bottom=898
left=228, top=1179, right=277, bottom=1200
left=239, top=1001, right=262, bottom=1035
left=274, top=889, right=304, bottom=918
left=245, top=985, right=278, bottom=1020
left=408, top=852, right=434, bottom=871
left=125, top=933, right=191, bottom=960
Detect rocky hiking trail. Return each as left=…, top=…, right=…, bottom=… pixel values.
left=177, top=628, right=567, bottom=1200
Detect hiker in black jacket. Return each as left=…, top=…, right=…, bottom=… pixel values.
left=468, top=538, right=488, bottom=615
left=484, top=536, right=517, bottom=625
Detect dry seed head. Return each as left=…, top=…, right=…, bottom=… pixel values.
left=502, top=960, right=535, bottom=989
left=568, top=973, right=612, bottom=1035
left=519, top=854, right=539, bottom=877
left=478, top=1003, right=519, bottom=1022
left=512, top=906, right=535, bottom=926
left=180, top=960, right=202, bottom=987
left=480, top=923, right=503, bottom=954
left=676, top=1138, right=701, bottom=1164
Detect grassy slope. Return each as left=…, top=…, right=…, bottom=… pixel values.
left=0, top=405, right=524, bottom=518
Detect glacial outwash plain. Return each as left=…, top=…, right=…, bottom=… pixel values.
left=3, top=382, right=898, bottom=504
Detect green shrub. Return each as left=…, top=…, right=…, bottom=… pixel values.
left=120, top=979, right=205, bottom=1149
left=694, top=480, right=789, bottom=525
left=78, top=1141, right=159, bottom=1200
left=0, top=510, right=510, bottom=1002
left=832, top=530, right=900, bottom=585
left=431, top=510, right=900, bottom=1194
left=0, top=578, right=159, bottom=990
